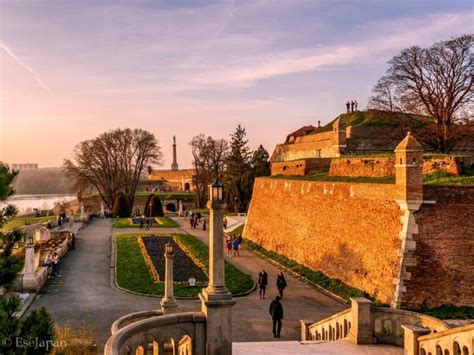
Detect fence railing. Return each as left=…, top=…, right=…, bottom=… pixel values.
left=105, top=311, right=206, bottom=355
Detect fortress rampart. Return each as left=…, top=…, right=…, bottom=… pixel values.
left=243, top=178, right=474, bottom=307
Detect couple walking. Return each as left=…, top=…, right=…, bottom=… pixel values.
left=258, top=270, right=287, bottom=299
left=258, top=270, right=287, bottom=339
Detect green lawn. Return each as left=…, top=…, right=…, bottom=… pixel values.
left=1, top=216, right=52, bottom=232
left=423, top=167, right=474, bottom=185
left=113, top=217, right=179, bottom=228
left=115, top=234, right=254, bottom=297
left=269, top=171, right=396, bottom=184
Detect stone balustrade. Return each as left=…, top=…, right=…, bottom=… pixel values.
left=104, top=311, right=206, bottom=355
left=301, top=298, right=453, bottom=350
left=110, top=310, right=164, bottom=335
left=301, top=308, right=352, bottom=342
left=371, top=306, right=448, bottom=347
left=405, top=323, right=474, bottom=355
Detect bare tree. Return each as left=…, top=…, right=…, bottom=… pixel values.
left=190, top=134, right=228, bottom=208
left=64, top=128, right=162, bottom=213
left=368, top=34, right=473, bottom=152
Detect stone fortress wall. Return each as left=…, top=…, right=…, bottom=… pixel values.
left=244, top=178, right=474, bottom=307
left=272, top=155, right=471, bottom=178
left=245, top=133, right=474, bottom=308
left=244, top=178, right=402, bottom=304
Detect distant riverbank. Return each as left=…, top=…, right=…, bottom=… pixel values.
left=9, top=194, right=77, bottom=213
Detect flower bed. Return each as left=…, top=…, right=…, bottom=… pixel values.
left=141, top=236, right=207, bottom=282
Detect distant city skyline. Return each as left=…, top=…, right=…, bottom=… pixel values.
left=1, top=0, right=471, bottom=167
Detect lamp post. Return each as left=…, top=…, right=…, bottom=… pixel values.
left=199, top=180, right=235, bottom=355
left=160, top=243, right=178, bottom=314
left=234, top=196, right=238, bottom=214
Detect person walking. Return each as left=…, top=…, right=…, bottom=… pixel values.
left=226, top=238, right=233, bottom=257
left=350, top=100, right=355, bottom=112
left=139, top=216, right=144, bottom=230
left=354, top=100, right=358, bottom=111
left=269, top=296, right=284, bottom=338
left=276, top=272, right=287, bottom=299
left=258, top=270, right=268, bottom=299
left=346, top=101, right=350, bottom=113
left=52, top=252, right=61, bottom=277
left=232, top=236, right=240, bottom=257
left=202, top=219, right=207, bottom=231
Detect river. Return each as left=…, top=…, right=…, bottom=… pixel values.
left=8, top=194, right=77, bottom=213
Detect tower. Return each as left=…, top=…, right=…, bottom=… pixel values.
left=332, top=116, right=347, bottom=157
left=395, top=132, right=423, bottom=201
left=171, top=135, right=179, bottom=171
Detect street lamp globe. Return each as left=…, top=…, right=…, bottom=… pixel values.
left=210, top=180, right=224, bottom=203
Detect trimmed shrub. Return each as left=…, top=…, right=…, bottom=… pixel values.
left=144, top=195, right=164, bottom=217
left=166, top=203, right=176, bottom=212
left=113, top=193, right=130, bottom=218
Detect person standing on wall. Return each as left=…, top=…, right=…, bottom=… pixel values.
left=269, top=296, right=284, bottom=338
left=276, top=272, right=287, bottom=299
left=258, top=270, right=268, bottom=299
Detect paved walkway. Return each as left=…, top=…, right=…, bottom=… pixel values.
left=28, top=219, right=199, bottom=348
left=175, top=217, right=345, bottom=342
left=29, top=217, right=345, bottom=348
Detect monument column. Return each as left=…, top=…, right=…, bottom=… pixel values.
left=199, top=180, right=235, bottom=355
left=160, top=243, right=178, bottom=314
left=171, top=136, right=179, bottom=171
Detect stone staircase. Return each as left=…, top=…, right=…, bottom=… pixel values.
left=233, top=339, right=402, bottom=354
left=300, top=297, right=473, bottom=355
left=224, top=216, right=246, bottom=233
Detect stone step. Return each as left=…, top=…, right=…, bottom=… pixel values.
left=232, top=339, right=403, bottom=354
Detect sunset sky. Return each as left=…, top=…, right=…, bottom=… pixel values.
left=0, top=0, right=471, bottom=168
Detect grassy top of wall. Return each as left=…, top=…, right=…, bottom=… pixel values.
left=310, top=110, right=429, bottom=134
left=269, top=171, right=396, bottom=184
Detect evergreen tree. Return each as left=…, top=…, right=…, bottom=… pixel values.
left=0, top=163, right=54, bottom=354
left=20, top=307, right=55, bottom=354
left=251, top=145, right=271, bottom=178
left=224, top=125, right=253, bottom=213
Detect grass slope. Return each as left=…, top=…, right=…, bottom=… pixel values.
left=115, top=234, right=254, bottom=297
left=113, top=217, right=178, bottom=228
left=1, top=216, right=52, bottom=232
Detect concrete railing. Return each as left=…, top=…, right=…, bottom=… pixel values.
left=301, top=308, right=352, bottom=342
left=371, top=306, right=448, bottom=347
left=110, top=310, right=164, bottom=335
left=104, top=311, right=206, bottom=355
left=403, top=323, right=474, bottom=355
left=301, top=297, right=450, bottom=348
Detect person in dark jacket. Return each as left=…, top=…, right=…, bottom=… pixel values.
left=276, top=272, right=287, bottom=299
left=258, top=270, right=268, bottom=299
left=269, top=296, right=284, bottom=338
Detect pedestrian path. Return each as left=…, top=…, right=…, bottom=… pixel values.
left=175, top=217, right=345, bottom=342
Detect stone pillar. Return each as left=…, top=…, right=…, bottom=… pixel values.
left=160, top=243, right=178, bottom=314
left=80, top=203, right=85, bottom=222
left=393, top=133, right=424, bottom=308
left=402, top=324, right=430, bottom=355
left=199, top=183, right=235, bottom=355
left=349, top=297, right=373, bottom=345
left=332, top=116, right=347, bottom=157
left=300, top=319, right=314, bottom=341
left=22, top=241, right=37, bottom=291
left=171, top=136, right=179, bottom=171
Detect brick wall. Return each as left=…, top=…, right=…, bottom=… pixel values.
left=244, top=178, right=402, bottom=304
left=329, top=157, right=395, bottom=177
left=403, top=186, right=474, bottom=308
left=245, top=178, right=474, bottom=307
left=271, top=158, right=332, bottom=176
